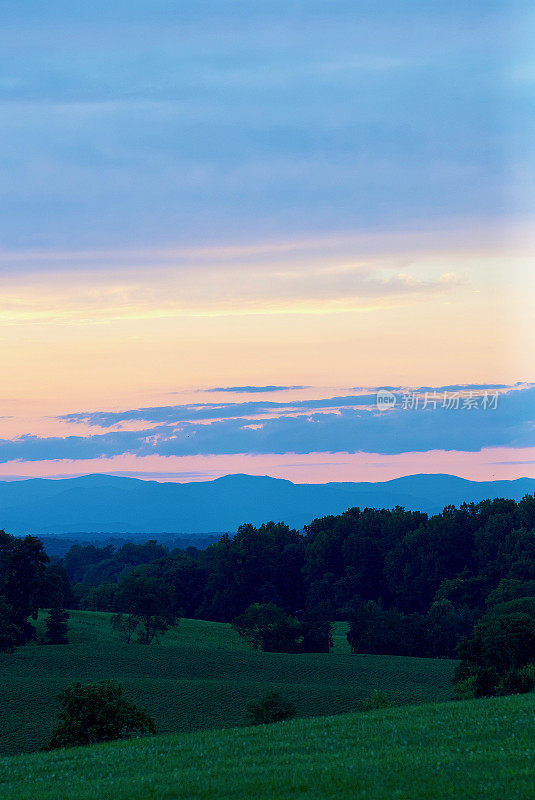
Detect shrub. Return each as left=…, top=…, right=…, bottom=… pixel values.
left=48, top=680, right=156, bottom=749
left=247, top=691, right=297, bottom=725
left=360, top=690, right=392, bottom=711
left=500, top=664, right=535, bottom=695
left=453, top=675, right=477, bottom=700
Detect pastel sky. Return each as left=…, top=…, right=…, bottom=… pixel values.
left=0, top=1, right=534, bottom=483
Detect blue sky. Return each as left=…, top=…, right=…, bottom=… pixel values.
left=1, top=1, right=532, bottom=252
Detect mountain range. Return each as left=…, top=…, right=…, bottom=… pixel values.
left=1, top=472, right=534, bottom=537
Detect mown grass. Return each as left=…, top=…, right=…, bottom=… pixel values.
left=0, top=611, right=455, bottom=755
left=0, top=693, right=533, bottom=800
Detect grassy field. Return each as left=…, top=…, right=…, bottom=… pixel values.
left=0, top=611, right=455, bottom=756
left=0, top=692, right=533, bottom=799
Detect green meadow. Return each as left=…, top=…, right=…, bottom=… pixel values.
left=1, top=693, right=533, bottom=800
left=0, top=611, right=455, bottom=756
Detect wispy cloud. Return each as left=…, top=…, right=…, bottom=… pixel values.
left=0, top=257, right=465, bottom=326
left=59, top=394, right=379, bottom=427
left=204, top=385, right=307, bottom=393
left=60, top=384, right=532, bottom=429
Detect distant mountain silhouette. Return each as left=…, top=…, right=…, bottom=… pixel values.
left=1, top=472, right=534, bottom=537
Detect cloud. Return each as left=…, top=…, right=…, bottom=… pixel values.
left=61, top=385, right=532, bottom=429
left=0, top=257, right=466, bottom=326
left=204, top=385, right=307, bottom=393
left=59, top=394, right=379, bottom=427
left=0, top=384, right=529, bottom=463
left=492, top=460, right=535, bottom=465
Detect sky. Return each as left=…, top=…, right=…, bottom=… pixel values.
left=0, top=1, right=534, bottom=483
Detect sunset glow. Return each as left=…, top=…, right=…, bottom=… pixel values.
left=1, top=1, right=533, bottom=483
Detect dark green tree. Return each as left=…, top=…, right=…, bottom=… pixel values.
left=455, top=598, right=535, bottom=697
left=199, top=522, right=305, bottom=621
left=39, top=563, right=74, bottom=609
left=347, top=601, right=404, bottom=655
left=233, top=603, right=301, bottom=652
left=114, top=565, right=177, bottom=644
left=110, top=611, right=139, bottom=644
left=347, top=600, right=430, bottom=657
left=300, top=603, right=334, bottom=653
left=485, top=578, right=535, bottom=609
left=48, top=681, right=156, bottom=749
left=0, top=531, right=48, bottom=645
left=247, top=691, right=297, bottom=724
left=82, top=582, right=117, bottom=612
left=425, top=598, right=466, bottom=658
left=0, top=596, right=22, bottom=653
left=44, top=606, right=70, bottom=644
left=62, top=543, right=115, bottom=584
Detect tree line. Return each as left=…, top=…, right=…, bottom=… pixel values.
left=1, top=495, right=535, bottom=693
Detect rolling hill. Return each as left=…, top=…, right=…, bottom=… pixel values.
left=1, top=472, right=534, bottom=536
left=1, top=693, right=532, bottom=800
left=0, top=611, right=455, bottom=756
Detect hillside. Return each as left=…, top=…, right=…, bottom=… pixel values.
left=0, top=611, right=455, bottom=756
left=1, top=472, right=534, bottom=535
left=1, top=693, right=533, bottom=800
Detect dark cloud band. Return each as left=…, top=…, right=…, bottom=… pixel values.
left=1, top=384, right=532, bottom=463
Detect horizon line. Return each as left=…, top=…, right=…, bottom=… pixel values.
left=0, top=470, right=532, bottom=486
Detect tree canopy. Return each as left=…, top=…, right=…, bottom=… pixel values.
left=0, top=531, right=48, bottom=651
